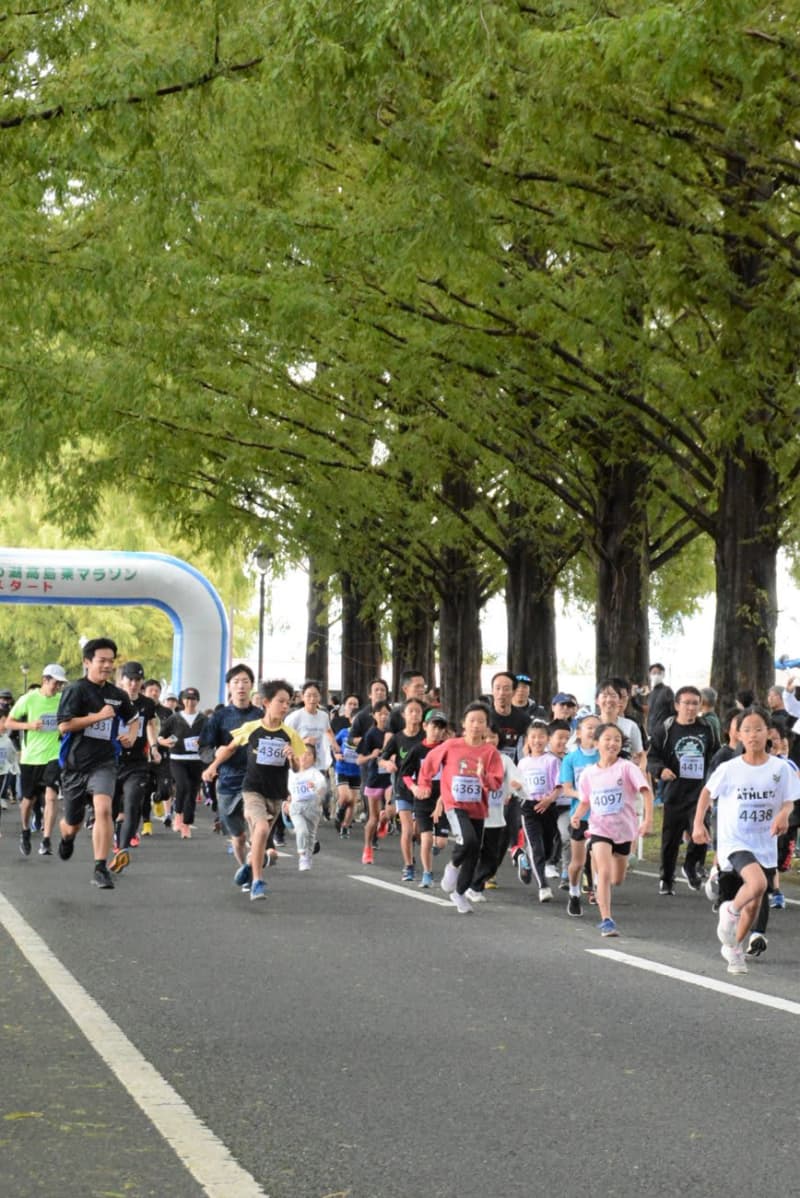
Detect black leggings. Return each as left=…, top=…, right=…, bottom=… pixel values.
left=447, top=809, right=484, bottom=896
left=472, top=826, right=507, bottom=891
left=171, top=760, right=203, bottom=826
left=114, top=770, right=149, bottom=848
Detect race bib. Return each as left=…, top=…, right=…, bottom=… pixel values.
left=256, top=737, right=287, bottom=766
left=524, top=770, right=548, bottom=799
left=40, top=713, right=58, bottom=732
left=451, top=774, right=482, bottom=803
left=736, top=798, right=774, bottom=826
left=342, top=743, right=359, bottom=764
left=591, top=786, right=623, bottom=815
left=84, top=718, right=113, bottom=741
left=184, top=736, right=199, bottom=753
left=678, top=754, right=704, bottom=781
left=0, top=747, right=7, bottom=765
left=488, top=786, right=503, bottom=808
left=294, top=779, right=317, bottom=802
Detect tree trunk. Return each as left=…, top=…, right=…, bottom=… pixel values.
left=710, top=444, right=778, bottom=711
left=304, top=562, right=329, bottom=697
left=392, top=598, right=436, bottom=700
left=594, top=458, right=650, bottom=684
left=505, top=534, right=558, bottom=708
left=339, top=571, right=383, bottom=702
left=437, top=471, right=482, bottom=716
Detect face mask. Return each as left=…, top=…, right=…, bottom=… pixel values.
left=650, top=672, right=665, bottom=686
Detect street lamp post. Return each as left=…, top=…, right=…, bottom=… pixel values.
left=255, top=547, right=273, bottom=684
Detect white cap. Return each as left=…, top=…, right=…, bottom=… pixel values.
left=42, top=663, right=68, bottom=683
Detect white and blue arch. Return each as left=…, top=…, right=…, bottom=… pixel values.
left=0, top=548, right=229, bottom=703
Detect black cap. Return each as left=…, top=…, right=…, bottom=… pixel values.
left=121, top=661, right=145, bottom=680
left=180, top=688, right=200, bottom=701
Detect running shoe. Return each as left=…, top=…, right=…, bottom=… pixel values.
left=484, top=876, right=497, bottom=890
left=769, top=891, right=786, bottom=910
left=141, top=822, right=153, bottom=836
left=361, top=847, right=374, bottom=865
left=129, top=835, right=141, bottom=848
left=681, top=864, right=702, bottom=891
left=92, top=864, right=115, bottom=889
left=377, top=819, right=389, bottom=839
left=538, top=886, right=553, bottom=903
left=746, top=932, right=768, bottom=957
left=233, top=861, right=252, bottom=888
left=313, top=840, right=321, bottom=854
left=299, top=855, right=311, bottom=871
left=567, top=894, right=582, bottom=918
left=38, top=839, right=53, bottom=857
left=272, top=835, right=286, bottom=848
left=465, top=888, right=486, bottom=903
left=704, top=867, right=719, bottom=902
left=153, top=800, right=165, bottom=819
left=108, top=849, right=130, bottom=874
left=401, top=865, right=415, bottom=882
left=598, top=918, right=619, bottom=937
left=441, top=862, right=458, bottom=893
left=19, top=829, right=31, bottom=857
left=659, top=880, right=675, bottom=896
left=513, top=849, right=533, bottom=886
left=449, top=891, right=473, bottom=914
left=250, top=879, right=267, bottom=901
left=559, top=872, right=570, bottom=891
left=587, top=889, right=597, bottom=905
left=58, top=836, right=75, bottom=861
left=419, top=871, right=433, bottom=889
left=716, top=900, right=739, bottom=947
left=725, top=945, right=748, bottom=975
left=180, top=826, right=192, bottom=839
left=339, top=827, right=351, bottom=839
left=544, top=863, right=560, bottom=879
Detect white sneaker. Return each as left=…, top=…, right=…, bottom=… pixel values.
left=725, top=945, right=748, bottom=975
left=544, top=864, right=560, bottom=879
left=539, top=886, right=553, bottom=903
left=465, top=888, right=486, bottom=903
left=450, top=890, right=473, bottom=914
left=716, top=900, right=738, bottom=947
left=704, top=866, right=719, bottom=902
left=298, top=855, right=311, bottom=871
left=441, top=862, right=458, bottom=893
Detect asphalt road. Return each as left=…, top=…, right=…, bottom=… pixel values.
left=1, top=811, right=798, bottom=1198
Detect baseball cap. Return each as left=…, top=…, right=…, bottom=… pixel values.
left=0, top=689, right=12, bottom=700
left=43, top=663, right=68, bottom=683
left=424, top=708, right=449, bottom=725
left=164, top=692, right=178, bottom=701
left=515, top=674, right=532, bottom=684
left=121, top=661, right=145, bottom=680
left=180, top=688, right=200, bottom=701
left=552, top=692, right=577, bottom=706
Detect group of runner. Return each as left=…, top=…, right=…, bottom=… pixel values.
left=1, top=645, right=798, bottom=978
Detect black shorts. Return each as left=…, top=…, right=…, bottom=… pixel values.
left=727, top=851, right=774, bottom=879
left=591, top=835, right=631, bottom=856
left=413, top=796, right=437, bottom=834
left=570, top=819, right=589, bottom=843
left=61, top=763, right=117, bottom=826
left=20, top=760, right=61, bottom=798
left=336, top=775, right=361, bottom=792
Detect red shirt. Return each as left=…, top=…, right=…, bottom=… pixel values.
left=418, top=738, right=505, bottom=817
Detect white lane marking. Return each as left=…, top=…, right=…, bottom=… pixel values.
left=630, top=866, right=800, bottom=907
left=0, top=891, right=267, bottom=1197
left=589, top=948, right=800, bottom=1016
left=350, top=874, right=453, bottom=907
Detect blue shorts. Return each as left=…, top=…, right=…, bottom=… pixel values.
left=395, top=797, right=414, bottom=813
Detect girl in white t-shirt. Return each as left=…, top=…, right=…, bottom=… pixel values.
left=693, top=707, right=798, bottom=975
left=572, top=723, right=653, bottom=937
left=285, top=745, right=328, bottom=871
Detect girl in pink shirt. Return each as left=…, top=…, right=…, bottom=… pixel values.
left=572, top=723, right=654, bottom=937
left=417, top=702, right=504, bottom=915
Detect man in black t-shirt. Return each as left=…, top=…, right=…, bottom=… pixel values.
left=114, top=661, right=160, bottom=852
left=57, top=637, right=139, bottom=890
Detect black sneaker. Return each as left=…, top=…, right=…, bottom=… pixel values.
left=19, top=829, right=32, bottom=857
left=339, top=827, right=351, bottom=839
left=92, top=864, right=115, bottom=889
left=746, top=932, right=768, bottom=957
left=567, top=894, right=582, bottom=918
left=681, top=865, right=702, bottom=891
left=58, top=836, right=76, bottom=861
left=273, top=835, right=286, bottom=848
left=38, top=839, right=52, bottom=856
left=659, top=880, right=675, bottom=896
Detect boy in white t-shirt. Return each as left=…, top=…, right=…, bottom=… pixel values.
left=693, top=706, right=799, bottom=976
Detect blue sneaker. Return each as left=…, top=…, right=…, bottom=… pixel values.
left=233, top=862, right=252, bottom=888
left=401, top=865, right=415, bottom=882
left=514, top=849, right=533, bottom=885
left=769, top=892, right=786, bottom=910
left=598, top=918, right=619, bottom=937
left=419, top=871, right=434, bottom=889
left=250, top=879, right=267, bottom=901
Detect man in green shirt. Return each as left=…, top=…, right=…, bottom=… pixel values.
left=8, top=664, right=68, bottom=857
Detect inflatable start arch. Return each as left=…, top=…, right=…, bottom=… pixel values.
left=0, top=548, right=229, bottom=703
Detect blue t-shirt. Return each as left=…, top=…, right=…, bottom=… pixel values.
left=335, top=727, right=361, bottom=778
left=560, top=746, right=600, bottom=816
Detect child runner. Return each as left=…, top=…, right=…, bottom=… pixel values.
left=547, top=719, right=572, bottom=887
left=357, top=701, right=393, bottom=865
left=763, top=726, right=800, bottom=918
left=417, top=701, right=504, bottom=914
left=404, top=707, right=450, bottom=888
left=517, top=720, right=562, bottom=903
left=468, top=723, right=523, bottom=901
left=380, top=698, right=425, bottom=881
left=559, top=712, right=600, bottom=917
left=572, top=722, right=654, bottom=936
left=692, top=706, right=799, bottom=974
left=286, top=744, right=327, bottom=871
left=333, top=724, right=361, bottom=837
